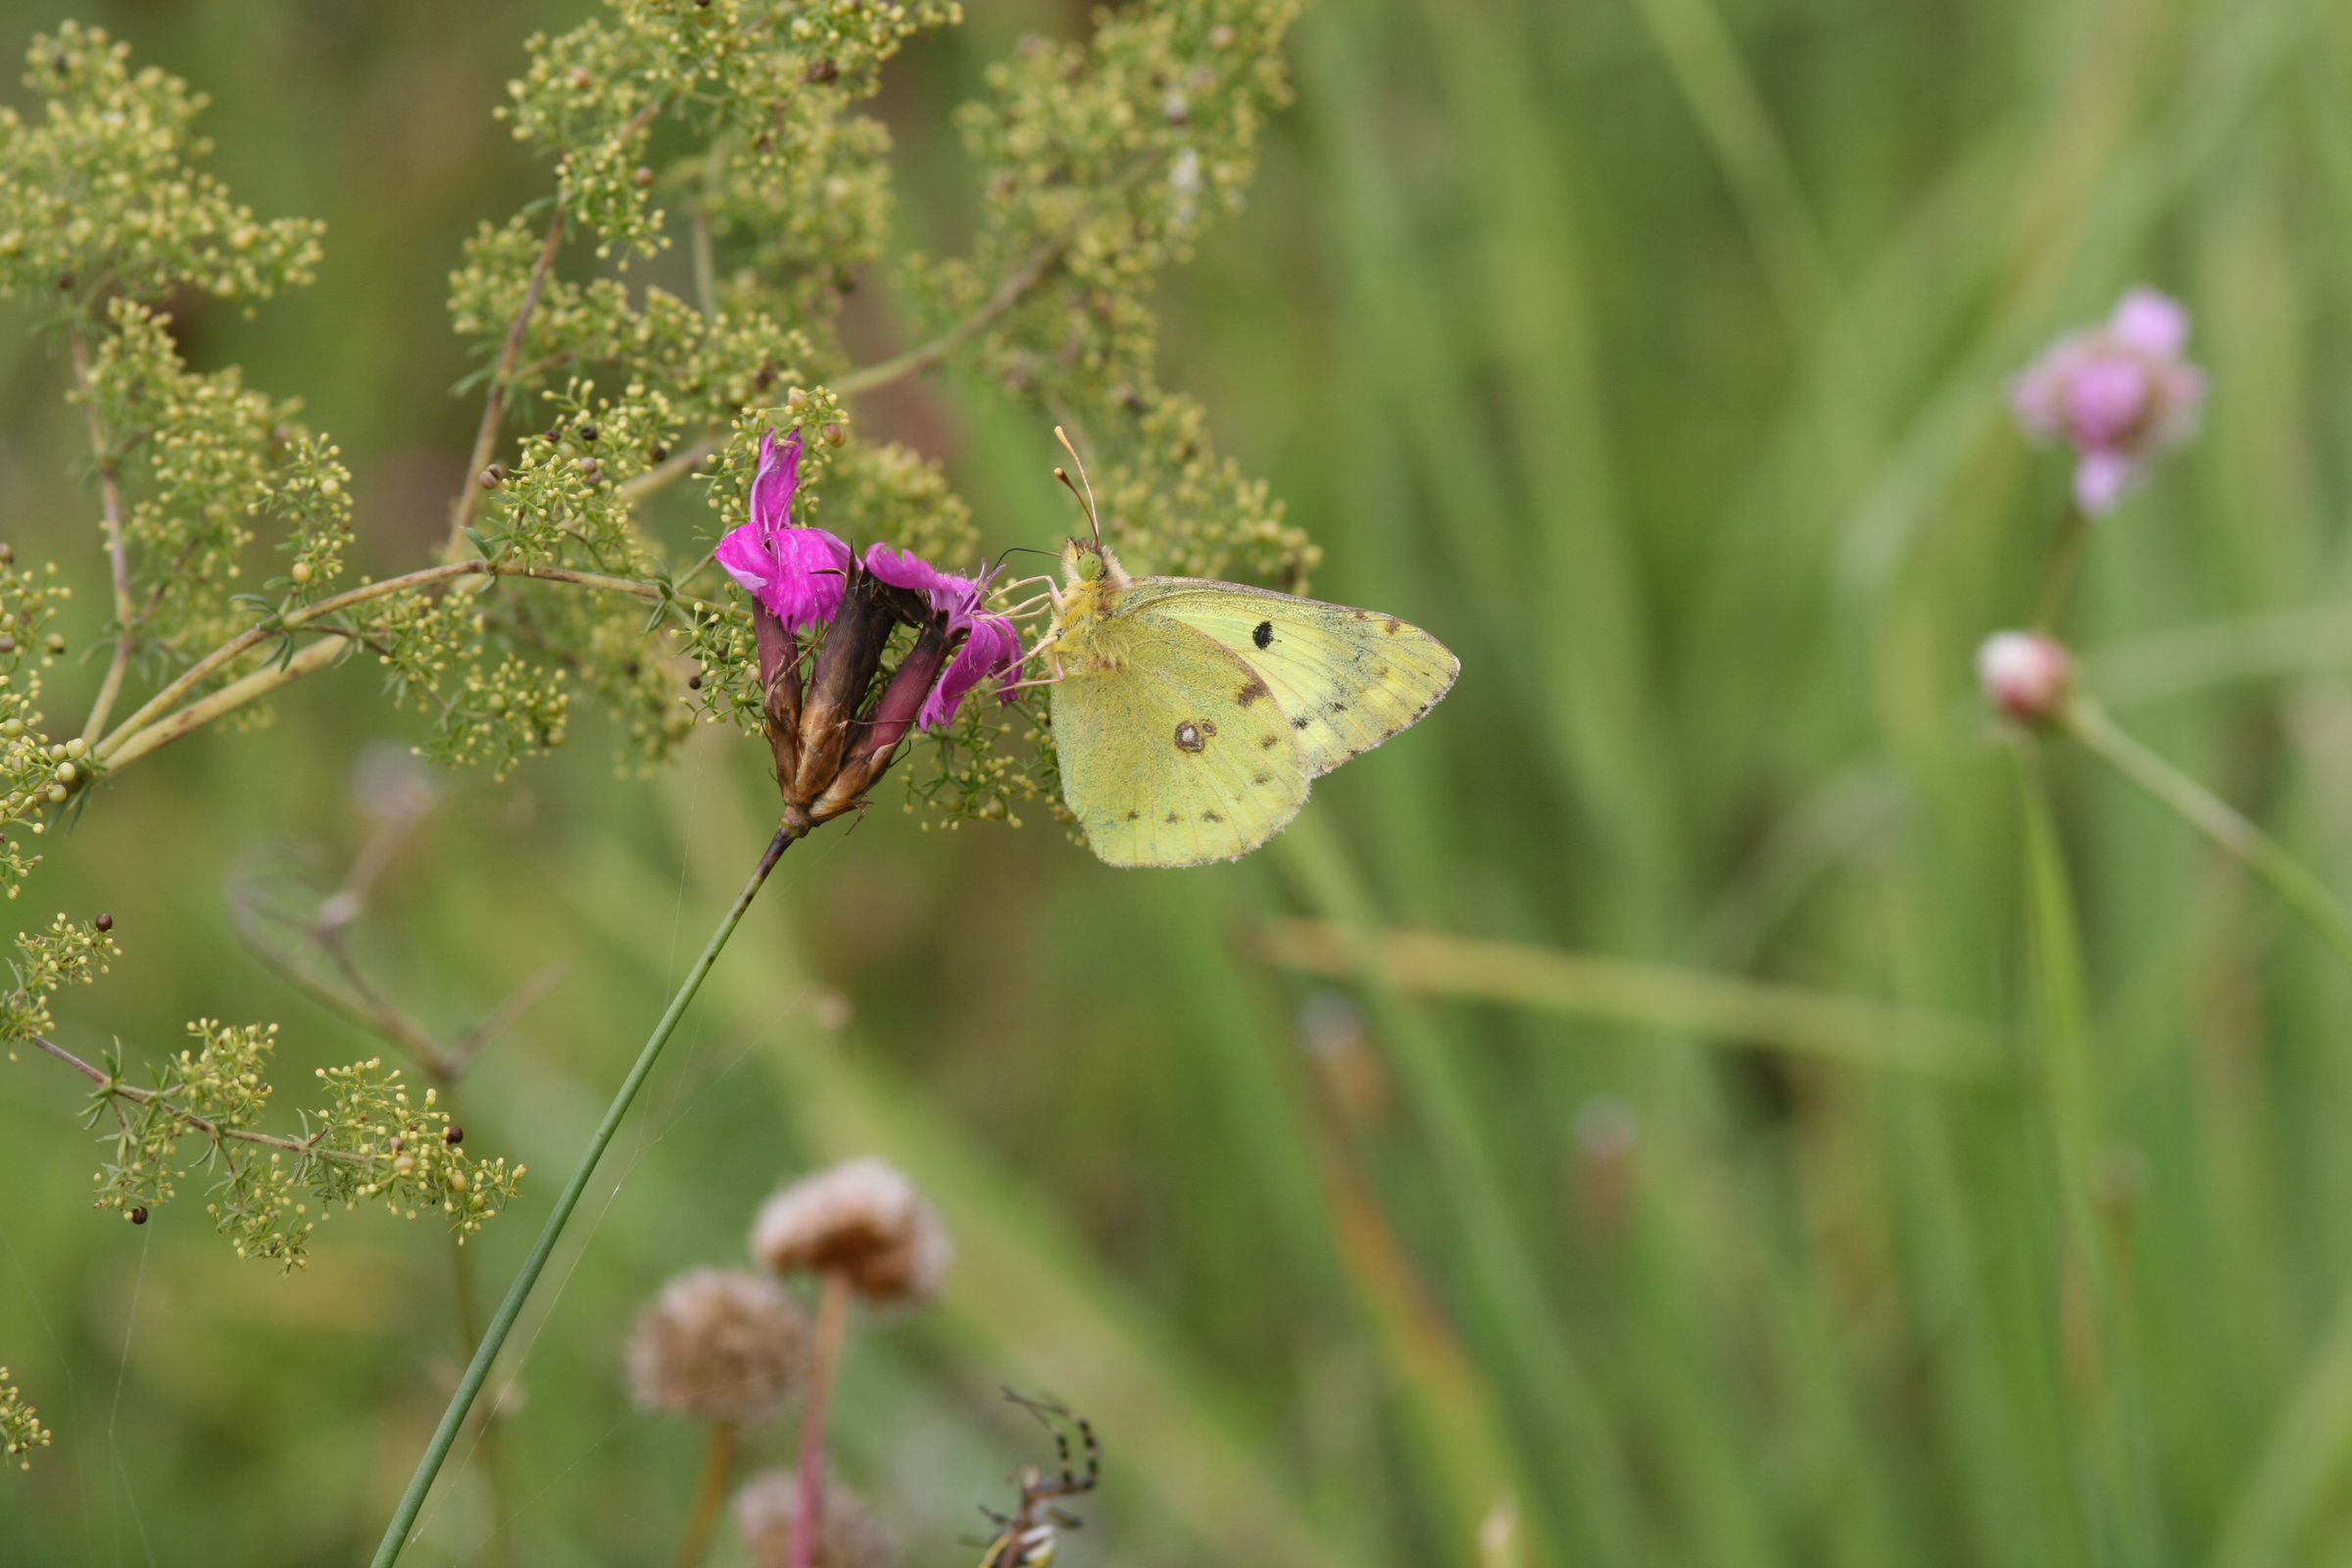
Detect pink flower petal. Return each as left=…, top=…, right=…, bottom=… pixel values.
left=2109, top=288, right=2189, bottom=359
left=2059, top=355, right=2151, bottom=448
left=917, top=613, right=1023, bottom=730
left=750, top=427, right=804, bottom=538
left=2073, top=450, right=2137, bottom=515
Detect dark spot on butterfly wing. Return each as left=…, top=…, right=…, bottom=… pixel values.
left=1165, top=809, right=1181, bottom=824
left=1174, top=720, right=1206, bottom=754
left=1252, top=619, right=1274, bottom=649
left=1237, top=676, right=1271, bottom=707
left=1292, top=715, right=1312, bottom=730
left=1125, top=810, right=1140, bottom=821
left=1203, top=809, right=1223, bottom=822
left=1260, top=733, right=1282, bottom=749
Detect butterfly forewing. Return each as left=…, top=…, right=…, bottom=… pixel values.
left=1050, top=619, right=1310, bottom=867
left=1124, top=580, right=1459, bottom=776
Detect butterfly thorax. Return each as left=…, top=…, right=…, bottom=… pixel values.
left=1046, top=539, right=1136, bottom=672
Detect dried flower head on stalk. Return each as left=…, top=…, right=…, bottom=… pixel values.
left=734, top=1466, right=895, bottom=1568
left=627, top=1267, right=808, bottom=1425
left=752, top=1157, right=951, bottom=1305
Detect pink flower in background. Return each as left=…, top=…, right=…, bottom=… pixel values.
left=713, top=428, right=850, bottom=631
left=2010, top=288, right=2205, bottom=515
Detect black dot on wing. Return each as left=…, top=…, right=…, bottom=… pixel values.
left=1203, top=809, right=1223, bottom=822
left=1252, top=619, right=1274, bottom=649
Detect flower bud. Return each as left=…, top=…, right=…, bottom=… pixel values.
left=1977, top=631, right=2072, bottom=722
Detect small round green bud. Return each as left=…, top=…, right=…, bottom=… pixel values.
left=821, top=423, right=846, bottom=448
left=52, top=764, right=74, bottom=787
left=43, top=784, right=65, bottom=805
left=41, top=634, right=64, bottom=657
left=290, top=561, right=314, bottom=584
left=63, top=739, right=85, bottom=760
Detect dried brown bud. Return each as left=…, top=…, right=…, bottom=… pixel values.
left=804, top=57, right=839, bottom=85
left=627, top=1269, right=808, bottom=1424
left=751, top=1158, right=950, bottom=1305
left=93, top=912, right=113, bottom=933
left=479, top=466, right=505, bottom=489
left=444, top=1125, right=464, bottom=1147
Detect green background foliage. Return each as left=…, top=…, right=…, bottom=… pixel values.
left=3, top=0, right=2348, bottom=1564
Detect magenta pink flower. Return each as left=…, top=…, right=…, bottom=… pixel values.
left=713, top=428, right=851, bottom=632
left=861, top=543, right=1025, bottom=730
left=2010, top=288, right=2204, bottom=515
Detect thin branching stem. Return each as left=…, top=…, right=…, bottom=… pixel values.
left=29, top=1033, right=366, bottom=1165
left=70, top=327, right=137, bottom=744
left=369, top=824, right=797, bottom=1568
left=94, top=559, right=664, bottom=768
left=444, top=211, right=566, bottom=560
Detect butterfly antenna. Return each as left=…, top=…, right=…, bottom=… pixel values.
left=1052, top=425, right=1103, bottom=552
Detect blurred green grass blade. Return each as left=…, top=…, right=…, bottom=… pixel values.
left=2015, top=749, right=2166, bottom=1567
left=1255, top=916, right=2000, bottom=1079
left=1275, top=814, right=1642, bottom=1565
left=1159, top=880, right=1525, bottom=1548
left=2212, top=1288, right=2352, bottom=1568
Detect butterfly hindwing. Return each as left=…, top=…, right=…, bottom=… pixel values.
left=1049, top=616, right=1310, bottom=867
left=1123, top=580, right=1459, bottom=776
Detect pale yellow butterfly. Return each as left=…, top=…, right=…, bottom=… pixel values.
left=1028, top=431, right=1457, bottom=867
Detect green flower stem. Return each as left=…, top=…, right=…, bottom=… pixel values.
left=670, top=1420, right=738, bottom=1568
left=369, top=823, right=797, bottom=1568
left=2062, top=701, right=2352, bottom=972
left=2033, top=501, right=2089, bottom=631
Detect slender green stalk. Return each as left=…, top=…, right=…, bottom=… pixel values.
left=2063, top=701, right=2352, bottom=973
left=2033, top=502, right=2089, bottom=631
left=2013, top=747, right=2162, bottom=1564
left=671, top=1420, right=738, bottom=1568
left=369, top=825, right=797, bottom=1568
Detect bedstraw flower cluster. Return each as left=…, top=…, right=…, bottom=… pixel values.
left=0, top=914, right=118, bottom=1052
left=0, top=24, right=322, bottom=304
left=82, top=1024, right=524, bottom=1272
left=0, top=1367, right=50, bottom=1472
